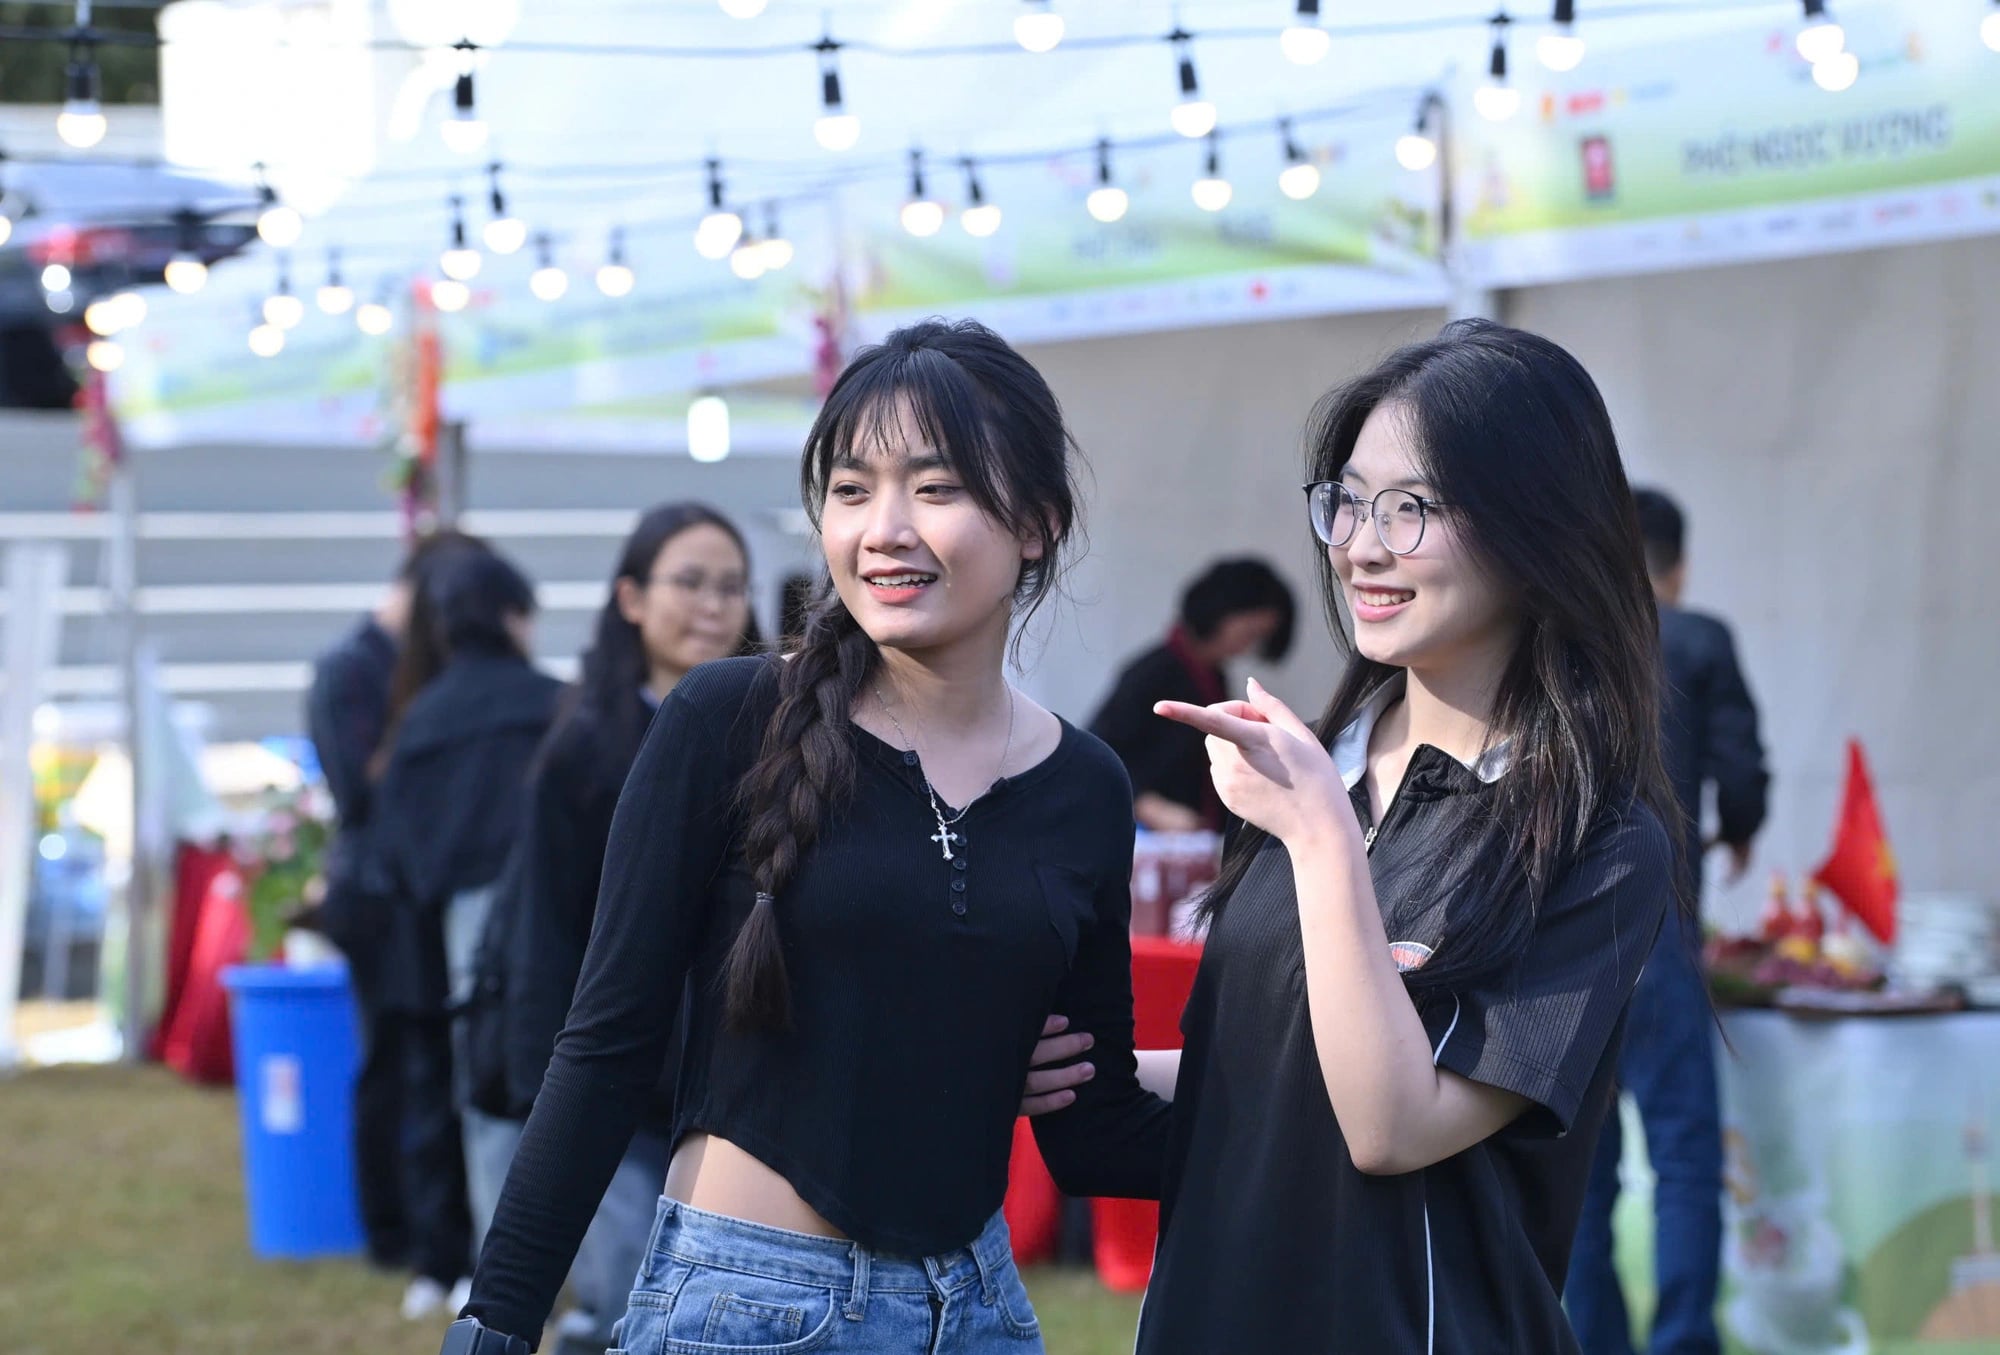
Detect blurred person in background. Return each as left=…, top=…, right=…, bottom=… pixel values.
left=1566, top=488, right=1768, bottom=1355
left=474, top=503, right=760, bottom=1355
left=1089, top=558, right=1295, bottom=831
left=307, top=530, right=482, bottom=1284
left=370, top=543, right=562, bottom=1318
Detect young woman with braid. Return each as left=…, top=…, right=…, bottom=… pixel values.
left=445, top=319, right=1169, bottom=1355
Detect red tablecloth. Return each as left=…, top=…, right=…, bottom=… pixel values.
left=1004, top=933, right=1203, bottom=1290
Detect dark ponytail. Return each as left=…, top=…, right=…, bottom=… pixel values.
left=724, top=317, right=1080, bottom=1032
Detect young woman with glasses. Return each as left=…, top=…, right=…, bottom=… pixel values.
left=1040, top=320, right=1680, bottom=1354
left=445, top=320, right=1169, bottom=1355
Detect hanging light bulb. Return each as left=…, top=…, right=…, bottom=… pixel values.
left=529, top=233, right=569, bottom=300
left=1796, top=0, right=1845, bottom=64
left=1984, top=0, right=2000, bottom=51
left=41, top=263, right=72, bottom=293
left=960, top=160, right=1002, bottom=237
left=86, top=339, right=124, bottom=373
left=900, top=150, right=946, bottom=237
left=440, top=196, right=483, bottom=280
left=255, top=168, right=304, bottom=249
left=248, top=321, right=285, bottom=357
left=317, top=250, right=354, bottom=315
left=813, top=38, right=861, bottom=150
left=1396, top=95, right=1443, bottom=171
left=56, top=39, right=107, bottom=149
left=1537, top=0, right=1585, bottom=71
left=718, top=0, right=768, bottom=16
left=758, top=205, right=795, bottom=271
left=688, top=394, right=731, bottom=463
left=84, top=299, right=121, bottom=337
left=597, top=229, right=636, bottom=297
left=1015, top=0, right=1064, bottom=53
left=695, top=158, right=745, bottom=260
left=1281, top=0, right=1332, bottom=65
left=107, top=291, right=147, bottom=331
left=1475, top=14, right=1522, bottom=122
left=164, top=211, right=207, bottom=294
left=0, top=214, right=13, bottom=250
left=1168, top=31, right=1217, bottom=139
left=356, top=298, right=395, bottom=335
left=1191, top=133, right=1233, bottom=212
left=1278, top=121, right=1322, bottom=199
left=1086, top=139, right=1129, bottom=223
left=441, top=40, right=489, bottom=154
left=483, top=164, right=527, bottom=255
left=1812, top=49, right=1860, bottom=90
left=431, top=277, right=471, bottom=312
left=45, top=290, right=74, bottom=314
left=730, top=223, right=769, bottom=280
left=264, top=261, right=305, bottom=330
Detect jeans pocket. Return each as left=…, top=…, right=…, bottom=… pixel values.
left=655, top=1263, right=840, bottom=1354
left=989, top=1256, right=1043, bottom=1342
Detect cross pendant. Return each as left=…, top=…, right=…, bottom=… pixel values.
left=931, top=827, right=963, bottom=861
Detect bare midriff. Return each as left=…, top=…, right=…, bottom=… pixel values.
left=663, top=1132, right=848, bottom=1239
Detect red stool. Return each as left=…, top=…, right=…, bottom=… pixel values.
left=1091, top=934, right=1203, bottom=1292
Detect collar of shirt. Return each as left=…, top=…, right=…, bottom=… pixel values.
left=1329, top=673, right=1513, bottom=791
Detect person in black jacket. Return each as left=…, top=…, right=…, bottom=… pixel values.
left=1089, top=558, right=1295, bottom=831
left=306, top=529, right=481, bottom=1281
left=485, top=502, right=760, bottom=1355
left=371, top=544, right=562, bottom=1316
left=1566, top=489, right=1769, bottom=1355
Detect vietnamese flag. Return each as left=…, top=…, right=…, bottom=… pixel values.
left=1813, top=740, right=1899, bottom=944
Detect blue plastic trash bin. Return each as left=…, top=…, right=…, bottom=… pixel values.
left=221, top=964, right=366, bottom=1258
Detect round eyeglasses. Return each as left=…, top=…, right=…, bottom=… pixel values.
left=1302, top=481, right=1449, bottom=556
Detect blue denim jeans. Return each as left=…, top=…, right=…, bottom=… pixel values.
left=1566, top=914, right=1723, bottom=1355
left=612, top=1200, right=1044, bottom=1355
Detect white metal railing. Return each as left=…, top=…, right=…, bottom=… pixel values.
left=0, top=507, right=641, bottom=542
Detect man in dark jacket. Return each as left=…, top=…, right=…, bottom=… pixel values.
left=1567, top=489, right=1769, bottom=1355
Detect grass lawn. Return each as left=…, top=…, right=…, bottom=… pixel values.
left=0, top=1064, right=1143, bottom=1355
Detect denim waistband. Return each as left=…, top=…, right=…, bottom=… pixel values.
left=647, top=1197, right=1016, bottom=1306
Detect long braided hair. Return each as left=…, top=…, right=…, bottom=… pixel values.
left=724, top=318, right=1081, bottom=1031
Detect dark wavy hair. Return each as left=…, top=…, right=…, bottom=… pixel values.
left=370, top=529, right=489, bottom=779
left=725, top=317, right=1081, bottom=1031
left=550, top=502, right=760, bottom=769
left=1201, top=319, right=1679, bottom=994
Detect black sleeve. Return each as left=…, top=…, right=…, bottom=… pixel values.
left=1699, top=621, right=1769, bottom=848
left=465, top=692, right=736, bottom=1348
left=1030, top=820, right=1174, bottom=1200
left=1088, top=655, right=1178, bottom=803
left=306, top=645, right=384, bottom=829
left=1431, top=808, right=1672, bottom=1135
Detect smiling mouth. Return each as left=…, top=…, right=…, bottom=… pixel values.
left=1354, top=587, right=1415, bottom=607
left=865, top=572, right=938, bottom=591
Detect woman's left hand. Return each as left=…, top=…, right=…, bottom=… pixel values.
left=1155, top=678, right=1360, bottom=852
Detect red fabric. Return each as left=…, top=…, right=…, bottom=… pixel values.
left=158, top=859, right=250, bottom=1085
left=149, top=843, right=234, bottom=1061
left=1002, top=1118, right=1062, bottom=1267
left=1812, top=739, right=1899, bottom=944
left=1092, top=936, right=1204, bottom=1293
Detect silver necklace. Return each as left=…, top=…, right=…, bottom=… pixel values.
left=873, top=683, right=1015, bottom=862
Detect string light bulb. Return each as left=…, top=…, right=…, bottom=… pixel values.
left=813, top=38, right=861, bottom=151
left=164, top=211, right=207, bottom=294
left=1537, top=0, right=1585, bottom=71
left=441, top=41, right=488, bottom=154
left=264, top=261, right=305, bottom=330
left=1983, top=0, right=2000, bottom=52
left=688, top=394, right=731, bottom=463
left=86, top=339, right=123, bottom=373
left=597, top=229, right=636, bottom=297
left=0, top=213, right=13, bottom=250
left=730, top=225, right=768, bottom=280
left=483, top=164, right=527, bottom=254
left=758, top=205, right=795, bottom=271
left=107, top=291, right=146, bottom=331
left=1796, top=0, right=1845, bottom=64
left=1168, top=31, right=1217, bottom=139
left=1015, top=0, right=1064, bottom=54
left=84, top=299, right=121, bottom=337
left=356, top=298, right=394, bottom=335
left=960, top=160, right=1002, bottom=237
left=1192, top=133, right=1232, bottom=212
left=1396, top=97, right=1442, bottom=171
left=1278, top=122, right=1321, bottom=199
left=431, top=278, right=470, bottom=312
left=1475, top=13, right=1522, bottom=122
left=57, top=38, right=106, bottom=149
left=695, top=159, right=745, bottom=260
left=249, top=321, right=285, bottom=357
left=317, top=251, right=354, bottom=315
left=1086, top=139, right=1129, bottom=223
left=900, top=150, right=946, bottom=237
left=718, top=0, right=768, bottom=16
left=1812, top=49, right=1859, bottom=90
left=1281, top=0, right=1332, bottom=66
left=441, top=197, right=482, bottom=280
left=529, top=233, right=569, bottom=300
left=255, top=168, right=304, bottom=249
left=41, top=263, right=71, bottom=293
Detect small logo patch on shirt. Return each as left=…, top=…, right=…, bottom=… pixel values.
left=1388, top=941, right=1435, bottom=973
